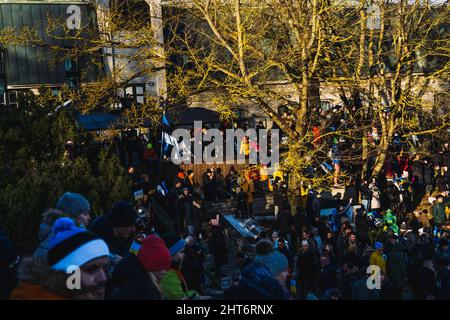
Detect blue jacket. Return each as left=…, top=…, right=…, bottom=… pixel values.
left=224, top=263, right=289, bottom=300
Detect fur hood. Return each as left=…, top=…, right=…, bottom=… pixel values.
left=38, top=209, right=68, bottom=242
left=11, top=257, right=83, bottom=300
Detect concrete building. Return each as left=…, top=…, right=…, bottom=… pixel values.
left=0, top=0, right=101, bottom=107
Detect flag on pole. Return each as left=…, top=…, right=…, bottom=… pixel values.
left=162, top=113, right=170, bottom=127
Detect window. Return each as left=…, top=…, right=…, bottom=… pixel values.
left=64, top=57, right=79, bottom=88
left=8, top=91, right=18, bottom=108
left=0, top=91, right=5, bottom=107
left=109, top=0, right=150, bottom=31
left=321, top=100, right=332, bottom=112
left=64, top=58, right=78, bottom=74
left=123, top=84, right=145, bottom=105
left=65, top=77, right=79, bottom=89
left=233, top=108, right=246, bottom=119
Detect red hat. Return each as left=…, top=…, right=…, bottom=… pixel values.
left=137, top=235, right=171, bottom=272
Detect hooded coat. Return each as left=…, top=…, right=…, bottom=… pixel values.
left=160, top=268, right=199, bottom=300
left=33, top=210, right=68, bottom=260
left=9, top=258, right=89, bottom=300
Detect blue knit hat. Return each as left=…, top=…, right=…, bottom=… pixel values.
left=375, top=241, right=384, bottom=250
left=56, top=192, right=91, bottom=219
left=254, top=240, right=288, bottom=277
left=47, top=218, right=109, bottom=271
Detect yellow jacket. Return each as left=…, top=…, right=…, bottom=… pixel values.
left=239, top=140, right=250, bottom=156
left=369, top=250, right=386, bottom=274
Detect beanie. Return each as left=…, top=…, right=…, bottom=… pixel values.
left=55, top=192, right=91, bottom=219
left=137, top=235, right=171, bottom=272
left=108, top=201, right=137, bottom=228
left=375, top=241, right=384, bottom=250
left=253, top=240, right=288, bottom=277
left=162, top=234, right=186, bottom=256
left=47, top=218, right=109, bottom=271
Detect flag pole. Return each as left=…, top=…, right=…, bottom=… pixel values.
left=160, top=107, right=165, bottom=163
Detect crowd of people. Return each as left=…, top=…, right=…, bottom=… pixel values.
left=1, top=114, right=449, bottom=300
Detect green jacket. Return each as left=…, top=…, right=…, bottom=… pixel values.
left=160, top=269, right=198, bottom=300
left=433, top=201, right=448, bottom=225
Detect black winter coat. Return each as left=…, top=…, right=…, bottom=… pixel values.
left=107, top=254, right=162, bottom=300
left=89, top=216, right=131, bottom=258
left=209, top=226, right=229, bottom=267
left=360, top=184, right=372, bottom=200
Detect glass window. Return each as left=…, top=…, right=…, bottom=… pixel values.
left=0, top=79, right=5, bottom=96
left=8, top=91, right=18, bottom=108
left=9, top=91, right=17, bottom=103
left=109, top=0, right=151, bottom=31
left=0, top=93, right=5, bottom=106
left=125, top=87, right=134, bottom=95
left=64, top=59, right=77, bottom=72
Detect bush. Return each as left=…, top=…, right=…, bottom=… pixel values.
left=0, top=92, right=131, bottom=254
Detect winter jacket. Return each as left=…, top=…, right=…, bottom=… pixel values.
left=224, top=263, right=289, bottom=300
left=209, top=226, right=229, bottom=267
left=241, top=180, right=254, bottom=204
left=160, top=268, right=199, bottom=300
left=107, top=254, right=162, bottom=300
left=319, top=263, right=337, bottom=292
left=180, top=195, right=194, bottom=227
left=297, top=248, right=316, bottom=282
left=343, top=240, right=363, bottom=264
left=273, top=186, right=286, bottom=207
left=360, top=184, right=372, bottom=201
left=355, top=214, right=369, bottom=245
left=341, top=267, right=360, bottom=300
left=418, top=267, right=438, bottom=299
left=89, top=215, right=131, bottom=258
left=306, top=194, right=321, bottom=219
left=423, top=165, right=433, bottom=186
left=278, top=210, right=295, bottom=236
left=9, top=258, right=88, bottom=300
left=370, top=184, right=381, bottom=210
left=180, top=244, right=204, bottom=293
left=33, top=210, right=68, bottom=260
left=369, top=250, right=386, bottom=274
left=352, top=277, right=381, bottom=300
left=433, top=201, right=449, bottom=225
left=412, top=160, right=424, bottom=182
left=387, top=242, right=407, bottom=288
left=237, top=191, right=248, bottom=216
